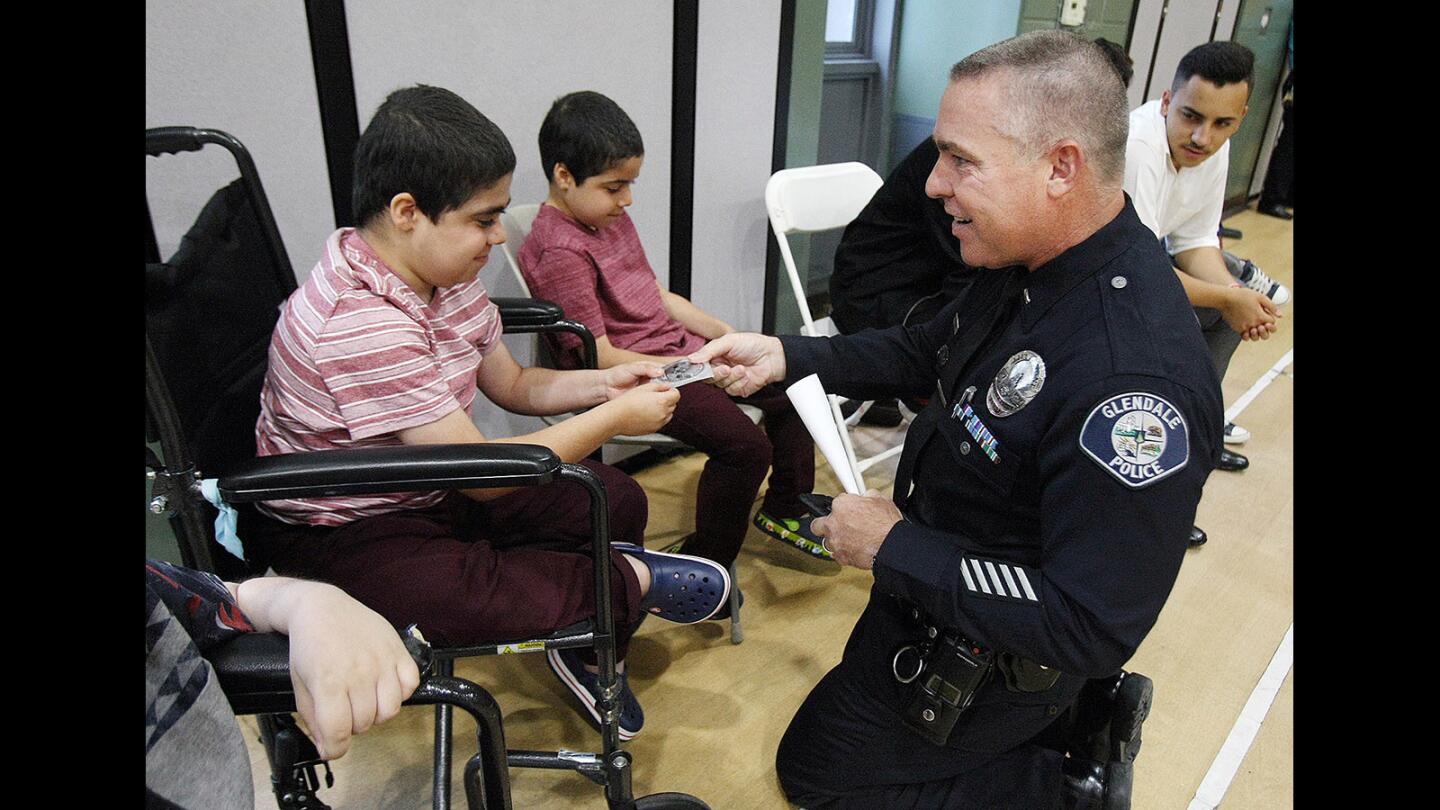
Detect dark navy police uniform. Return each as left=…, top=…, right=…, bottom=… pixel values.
left=774, top=198, right=1223, bottom=809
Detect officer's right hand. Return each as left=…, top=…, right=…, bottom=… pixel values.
left=689, top=332, right=786, bottom=397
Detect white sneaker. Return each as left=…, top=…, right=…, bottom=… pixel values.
left=1238, top=260, right=1290, bottom=306
left=1224, top=422, right=1250, bottom=444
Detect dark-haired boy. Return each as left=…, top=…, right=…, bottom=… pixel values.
left=1123, top=42, right=1289, bottom=540
left=243, top=85, right=731, bottom=740
left=518, top=91, right=825, bottom=581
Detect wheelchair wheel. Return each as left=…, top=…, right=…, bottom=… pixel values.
left=633, top=791, right=712, bottom=809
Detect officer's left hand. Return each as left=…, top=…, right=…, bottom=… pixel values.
left=811, top=490, right=902, bottom=570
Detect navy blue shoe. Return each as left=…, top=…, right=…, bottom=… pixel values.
left=545, top=647, right=644, bottom=740
left=613, top=542, right=730, bottom=623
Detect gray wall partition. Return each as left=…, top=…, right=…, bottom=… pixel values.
left=345, top=2, right=675, bottom=298
left=690, top=1, right=783, bottom=335
left=146, top=0, right=335, bottom=275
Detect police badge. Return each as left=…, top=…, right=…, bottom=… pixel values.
left=1079, top=392, right=1190, bottom=488
left=986, top=351, right=1046, bottom=417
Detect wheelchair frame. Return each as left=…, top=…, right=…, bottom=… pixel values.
left=146, top=126, right=707, bottom=810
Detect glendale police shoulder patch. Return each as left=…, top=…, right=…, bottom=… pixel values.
left=1079, top=392, right=1189, bottom=489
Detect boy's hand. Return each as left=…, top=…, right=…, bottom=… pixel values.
left=602, top=361, right=664, bottom=400
left=1221, top=287, right=1280, bottom=340
left=607, top=381, right=680, bottom=435
left=264, top=582, right=421, bottom=761
left=688, top=333, right=786, bottom=397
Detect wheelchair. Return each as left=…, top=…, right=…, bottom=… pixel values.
left=146, top=125, right=709, bottom=810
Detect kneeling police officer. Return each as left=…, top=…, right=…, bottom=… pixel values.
left=691, top=30, right=1222, bottom=809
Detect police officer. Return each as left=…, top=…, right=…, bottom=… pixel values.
left=691, top=31, right=1222, bottom=808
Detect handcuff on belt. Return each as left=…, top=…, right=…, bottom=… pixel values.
left=890, top=597, right=994, bottom=745
left=888, top=596, right=1062, bottom=745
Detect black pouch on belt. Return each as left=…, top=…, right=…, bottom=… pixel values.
left=996, top=652, right=1062, bottom=692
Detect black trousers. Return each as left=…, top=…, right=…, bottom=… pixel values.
left=1260, top=100, right=1294, bottom=208
left=775, top=663, right=1064, bottom=809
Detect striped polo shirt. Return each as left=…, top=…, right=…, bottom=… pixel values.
left=254, top=228, right=503, bottom=526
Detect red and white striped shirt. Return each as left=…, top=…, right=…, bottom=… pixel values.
left=255, top=228, right=503, bottom=526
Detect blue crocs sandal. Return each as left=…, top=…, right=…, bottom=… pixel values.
left=545, top=646, right=644, bottom=740
left=657, top=538, right=744, bottom=621
left=753, top=510, right=833, bottom=561
left=613, top=542, right=730, bottom=623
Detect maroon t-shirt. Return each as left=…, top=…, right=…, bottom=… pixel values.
left=518, top=205, right=704, bottom=368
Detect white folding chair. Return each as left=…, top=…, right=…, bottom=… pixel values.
left=499, top=203, right=750, bottom=642
left=765, top=161, right=904, bottom=493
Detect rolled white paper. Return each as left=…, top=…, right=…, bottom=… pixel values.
left=785, top=373, right=861, bottom=494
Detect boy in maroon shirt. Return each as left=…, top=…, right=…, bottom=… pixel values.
left=518, top=91, right=827, bottom=591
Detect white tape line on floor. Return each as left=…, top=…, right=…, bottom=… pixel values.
left=1187, top=623, right=1293, bottom=809
left=1225, top=348, right=1293, bottom=424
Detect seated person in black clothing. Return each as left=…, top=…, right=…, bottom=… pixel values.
left=827, top=138, right=976, bottom=424
left=828, top=137, right=975, bottom=337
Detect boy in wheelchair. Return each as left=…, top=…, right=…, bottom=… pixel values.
left=238, top=85, right=730, bottom=741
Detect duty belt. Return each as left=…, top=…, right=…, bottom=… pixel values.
left=891, top=595, right=1062, bottom=693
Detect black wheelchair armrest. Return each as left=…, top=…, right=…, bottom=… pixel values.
left=209, top=630, right=514, bottom=810
left=218, top=443, right=560, bottom=503
left=208, top=632, right=472, bottom=718
left=209, top=632, right=297, bottom=715
left=492, top=296, right=564, bottom=327
left=492, top=296, right=598, bottom=370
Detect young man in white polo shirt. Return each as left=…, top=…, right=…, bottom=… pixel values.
left=1123, top=41, right=1290, bottom=546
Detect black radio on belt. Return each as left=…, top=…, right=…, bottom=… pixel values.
left=895, top=630, right=994, bottom=746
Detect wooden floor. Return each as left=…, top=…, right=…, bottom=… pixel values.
left=241, top=207, right=1293, bottom=808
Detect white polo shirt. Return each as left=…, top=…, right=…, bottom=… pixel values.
left=1122, top=100, right=1228, bottom=256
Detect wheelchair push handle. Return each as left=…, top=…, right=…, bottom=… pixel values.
left=145, top=126, right=208, bottom=156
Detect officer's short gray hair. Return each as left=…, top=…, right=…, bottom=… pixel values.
left=950, top=30, right=1129, bottom=188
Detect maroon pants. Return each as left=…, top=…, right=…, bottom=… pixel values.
left=239, top=459, right=646, bottom=661
left=658, top=382, right=815, bottom=566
